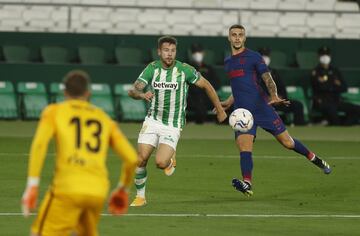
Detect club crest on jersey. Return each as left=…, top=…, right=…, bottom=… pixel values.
left=152, top=81, right=178, bottom=90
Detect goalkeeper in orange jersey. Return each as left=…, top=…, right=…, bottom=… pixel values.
left=21, top=70, right=138, bottom=236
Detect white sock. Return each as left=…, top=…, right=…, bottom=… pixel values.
left=135, top=167, right=147, bottom=198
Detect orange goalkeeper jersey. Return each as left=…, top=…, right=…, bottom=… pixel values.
left=27, top=99, right=137, bottom=198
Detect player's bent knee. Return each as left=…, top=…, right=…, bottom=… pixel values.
left=281, top=139, right=295, bottom=149
left=155, top=159, right=168, bottom=169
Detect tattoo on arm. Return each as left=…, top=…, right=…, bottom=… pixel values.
left=134, top=80, right=147, bottom=91
left=128, top=81, right=147, bottom=99
left=262, top=72, right=278, bottom=97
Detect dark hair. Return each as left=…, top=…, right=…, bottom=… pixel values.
left=158, top=35, right=177, bottom=48
left=229, top=24, right=246, bottom=32
left=258, top=47, right=271, bottom=56
left=191, top=43, right=204, bottom=53
left=63, top=70, right=90, bottom=97
left=318, top=46, right=331, bottom=55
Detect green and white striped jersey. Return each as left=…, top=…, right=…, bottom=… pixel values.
left=137, top=60, right=200, bottom=128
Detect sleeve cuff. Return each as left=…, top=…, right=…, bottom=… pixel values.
left=137, top=78, right=148, bottom=84
left=27, top=177, right=40, bottom=187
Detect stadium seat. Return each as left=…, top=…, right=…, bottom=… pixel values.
left=50, top=82, right=65, bottom=103
left=286, top=86, right=309, bottom=122
left=306, top=13, right=337, bottom=38
left=114, top=84, right=146, bottom=121
left=166, top=0, right=192, bottom=7
left=41, top=46, right=69, bottom=64
left=193, top=0, right=220, bottom=8
left=115, top=47, right=144, bottom=65
left=278, top=0, right=307, bottom=10
left=168, top=24, right=195, bottom=35
left=334, top=1, right=359, bottom=11
left=193, top=11, right=223, bottom=25
left=305, top=0, right=336, bottom=11
left=81, top=0, right=106, bottom=6
left=269, top=50, right=287, bottom=68
left=250, top=0, right=280, bottom=10
left=222, top=0, right=251, bottom=8
left=335, top=14, right=360, bottom=37
left=136, top=0, right=166, bottom=7
left=296, top=51, right=318, bottom=69
left=3, top=45, right=31, bottom=63
left=165, top=10, right=195, bottom=25
left=307, top=13, right=336, bottom=29
left=108, top=0, right=136, bottom=5
left=279, top=13, right=308, bottom=35
left=90, top=83, right=115, bottom=119
left=78, top=46, right=106, bottom=64
left=17, top=82, right=48, bottom=119
left=144, top=22, right=168, bottom=35
left=342, top=87, right=360, bottom=105
left=137, top=9, right=166, bottom=24
left=110, top=21, right=140, bottom=34
left=250, top=12, right=281, bottom=31
left=0, top=81, right=18, bottom=119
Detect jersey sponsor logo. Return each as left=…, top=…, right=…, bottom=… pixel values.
left=228, top=69, right=245, bottom=79
left=152, top=81, right=178, bottom=90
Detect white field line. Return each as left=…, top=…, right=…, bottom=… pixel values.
left=0, top=153, right=359, bottom=160
left=1, top=212, right=360, bottom=218
left=1, top=134, right=360, bottom=142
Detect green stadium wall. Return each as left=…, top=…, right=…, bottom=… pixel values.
left=0, top=32, right=359, bottom=90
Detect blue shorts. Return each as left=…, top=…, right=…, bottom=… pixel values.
left=235, top=104, right=286, bottom=139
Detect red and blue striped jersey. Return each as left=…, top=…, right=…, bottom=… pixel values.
left=224, top=48, right=269, bottom=112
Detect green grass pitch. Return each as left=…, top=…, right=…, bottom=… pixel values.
left=0, top=121, right=359, bottom=235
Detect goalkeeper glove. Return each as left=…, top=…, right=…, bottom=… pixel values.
left=21, top=177, right=39, bottom=217
left=108, top=186, right=129, bottom=215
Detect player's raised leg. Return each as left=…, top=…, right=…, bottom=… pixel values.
left=158, top=128, right=180, bottom=176
left=156, top=144, right=176, bottom=176
left=232, top=133, right=254, bottom=196
left=130, top=143, right=154, bottom=207
left=275, top=130, right=331, bottom=174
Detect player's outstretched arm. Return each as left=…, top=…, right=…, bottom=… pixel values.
left=262, top=72, right=290, bottom=106
left=195, top=76, right=227, bottom=122
left=22, top=106, right=55, bottom=217
left=222, top=95, right=234, bottom=111
left=108, top=122, right=138, bottom=215
left=128, top=80, right=153, bottom=102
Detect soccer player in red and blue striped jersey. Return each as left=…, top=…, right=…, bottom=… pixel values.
left=221, top=25, right=331, bottom=196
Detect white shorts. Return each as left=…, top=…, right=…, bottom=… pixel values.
left=138, top=117, right=181, bottom=151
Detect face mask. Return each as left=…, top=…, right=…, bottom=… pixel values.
left=319, top=55, right=331, bottom=65
left=192, top=52, right=204, bottom=64
left=262, top=55, right=271, bottom=66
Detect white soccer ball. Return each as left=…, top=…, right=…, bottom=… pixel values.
left=229, top=108, right=254, bottom=132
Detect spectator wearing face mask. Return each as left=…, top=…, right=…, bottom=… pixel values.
left=258, top=47, right=306, bottom=125
left=310, top=46, right=360, bottom=125
left=187, top=43, right=221, bottom=124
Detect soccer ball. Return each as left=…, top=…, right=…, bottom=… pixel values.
left=229, top=108, right=254, bottom=132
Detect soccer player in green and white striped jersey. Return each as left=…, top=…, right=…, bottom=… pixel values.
left=128, top=36, right=227, bottom=206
